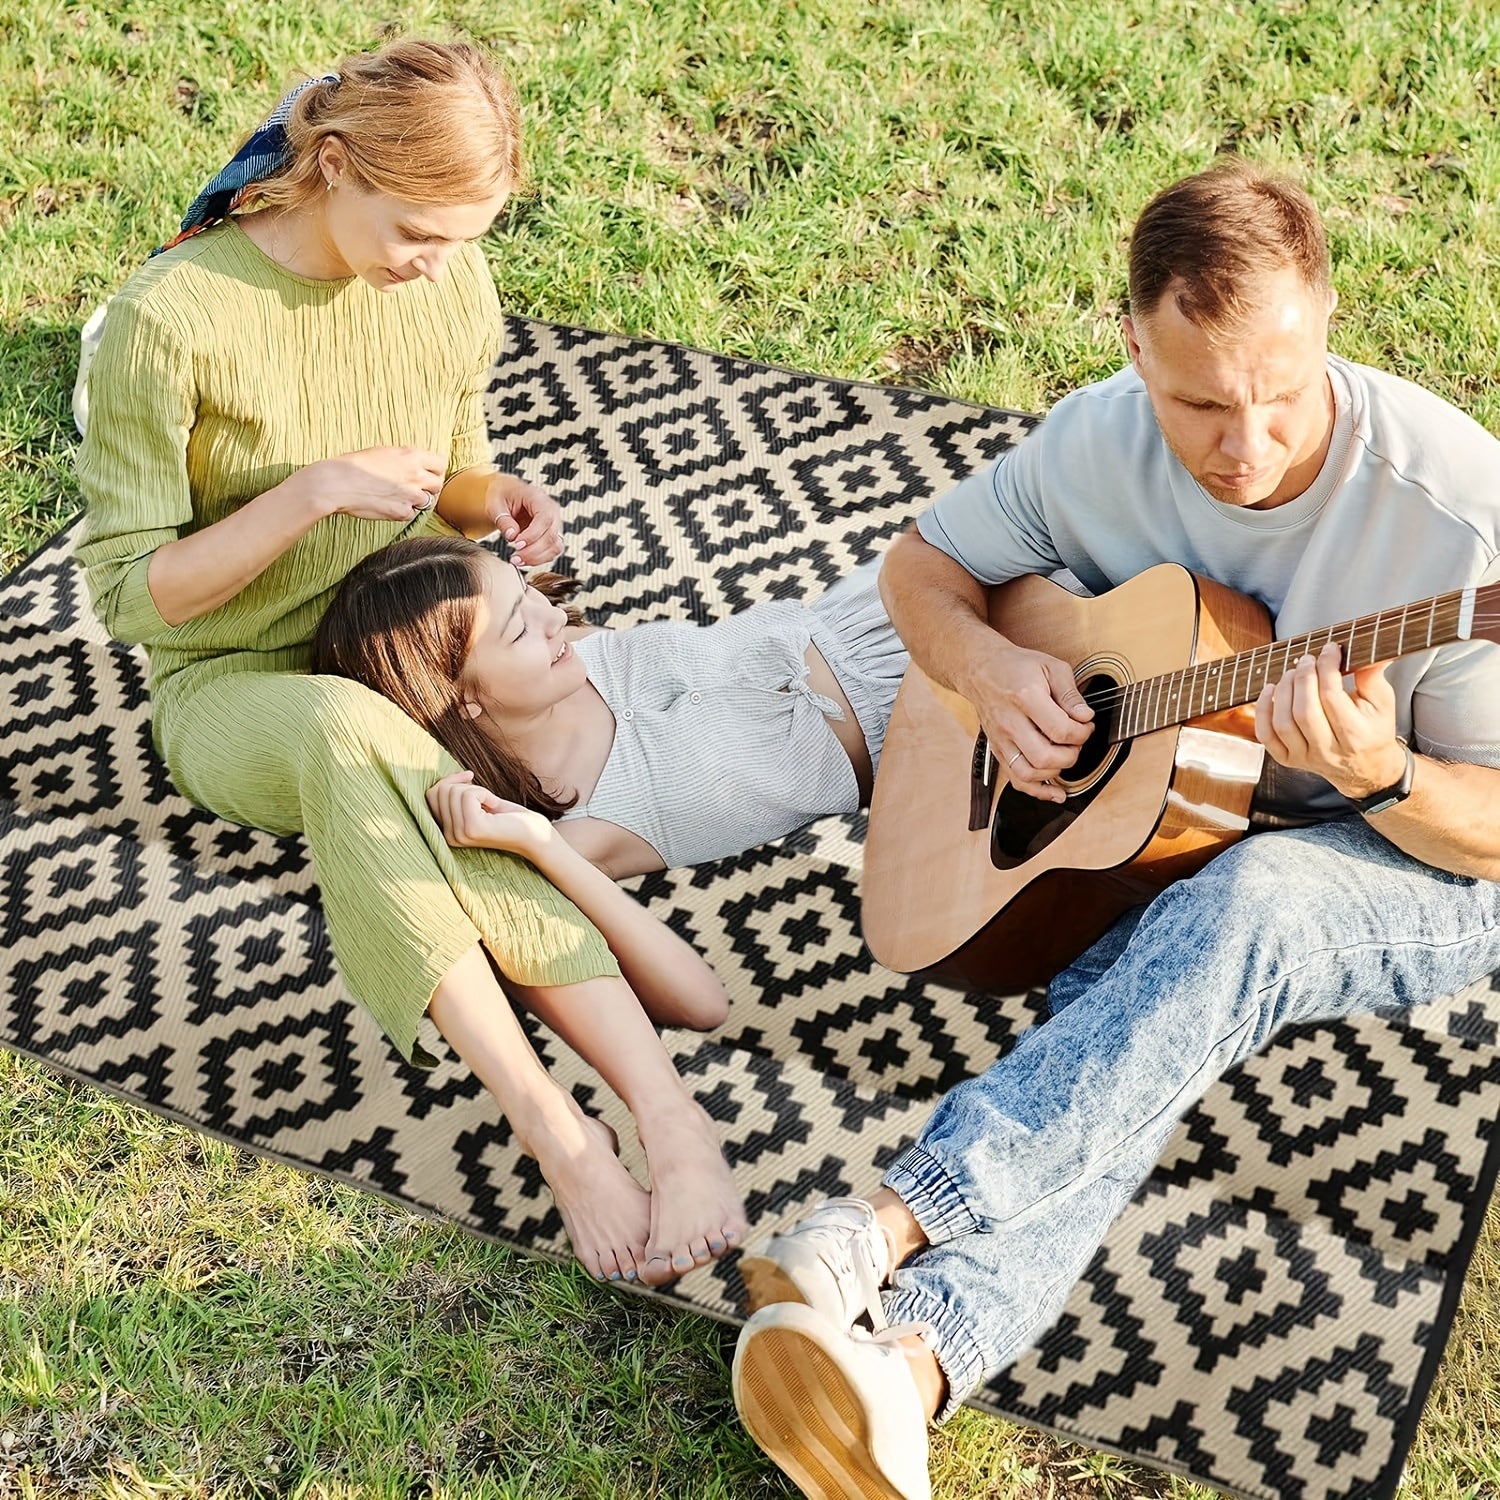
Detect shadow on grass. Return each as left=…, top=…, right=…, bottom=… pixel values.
left=0, top=315, right=81, bottom=571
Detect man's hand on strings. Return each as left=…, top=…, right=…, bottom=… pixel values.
left=968, top=640, right=1094, bottom=804
left=1255, top=641, right=1406, bottom=799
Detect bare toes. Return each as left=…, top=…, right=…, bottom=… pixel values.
left=640, top=1252, right=678, bottom=1288
left=710, top=1220, right=745, bottom=1256
left=531, top=1112, right=652, bottom=1287
left=638, top=1102, right=747, bottom=1283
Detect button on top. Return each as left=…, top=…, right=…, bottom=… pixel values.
left=621, top=708, right=634, bottom=721
left=689, top=691, right=702, bottom=704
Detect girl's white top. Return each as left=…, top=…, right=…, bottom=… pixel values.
left=564, top=563, right=906, bottom=867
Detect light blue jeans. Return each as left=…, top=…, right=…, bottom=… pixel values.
left=879, top=818, right=1500, bottom=1418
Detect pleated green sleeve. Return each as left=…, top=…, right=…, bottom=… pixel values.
left=448, top=264, right=504, bottom=478
left=75, top=289, right=196, bottom=645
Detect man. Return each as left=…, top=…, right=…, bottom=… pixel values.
left=729, top=160, right=1500, bottom=1500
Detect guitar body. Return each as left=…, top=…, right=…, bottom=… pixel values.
left=862, top=564, right=1273, bottom=991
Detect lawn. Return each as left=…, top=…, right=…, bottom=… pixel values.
left=3, top=0, right=1500, bottom=1495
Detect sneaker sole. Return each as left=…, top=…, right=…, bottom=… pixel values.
left=733, top=1317, right=915, bottom=1500
left=739, top=1250, right=814, bottom=1314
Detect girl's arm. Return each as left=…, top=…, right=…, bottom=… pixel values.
left=426, top=773, right=729, bottom=1031
left=555, top=815, right=665, bottom=880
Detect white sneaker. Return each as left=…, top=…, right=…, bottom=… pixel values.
left=733, top=1302, right=932, bottom=1500
left=739, top=1197, right=897, bottom=1330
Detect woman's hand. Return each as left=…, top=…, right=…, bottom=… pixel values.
left=486, top=471, right=564, bottom=566
left=426, top=771, right=559, bottom=860
left=297, top=445, right=447, bottom=523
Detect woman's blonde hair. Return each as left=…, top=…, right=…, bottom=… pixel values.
left=248, top=38, right=525, bottom=213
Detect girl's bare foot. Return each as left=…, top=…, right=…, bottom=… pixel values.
left=636, top=1102, right=748, bottom=1287
left=516, top=1091, right=621, bottom=1160
left=524, top=1110, right=652, bottom=1283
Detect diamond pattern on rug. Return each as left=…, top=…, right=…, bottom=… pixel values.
left=3, top=319, right=1498, bottom=1500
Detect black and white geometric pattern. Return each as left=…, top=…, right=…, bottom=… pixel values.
left=3, top=319, right=1498, bottom=1500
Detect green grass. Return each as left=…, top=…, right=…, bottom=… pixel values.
left=4, top=0, right=1500, bottom=1494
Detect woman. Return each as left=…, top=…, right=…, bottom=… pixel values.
left=75, top=38, right=745, bottom=1286
left=311, top=536, right=908, bottom=877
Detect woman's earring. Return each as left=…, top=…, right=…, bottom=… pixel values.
left=326, top=178, right=335, bottom=192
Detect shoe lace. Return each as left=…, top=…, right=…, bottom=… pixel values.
left=866, top=1321, right=933, bottom=1354
left=816, top=1220, right=895, bottom=1330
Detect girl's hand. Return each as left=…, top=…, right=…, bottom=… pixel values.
left=486, top=471, right=564, bottom=566
left=426, top=771, right=558, bottom=859
left=300, top=445, right=447, bottom=522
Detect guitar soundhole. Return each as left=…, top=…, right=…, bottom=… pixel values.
left=990, top=673, right=1126, bottom=869
left=1060, top=675, right=1116, bottom=787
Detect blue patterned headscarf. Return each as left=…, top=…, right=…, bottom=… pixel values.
left=152, top=73, right=339, bottom=256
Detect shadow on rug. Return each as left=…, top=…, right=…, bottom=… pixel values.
left=3, top=318, right=1499, bottom=1500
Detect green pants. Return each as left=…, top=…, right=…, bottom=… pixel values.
left=160, top=669, right=620, bottom=1063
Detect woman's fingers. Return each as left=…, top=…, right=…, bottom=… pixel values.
left=514, top=514, right=559, bottom=548
left=322, top=446, right=445, bottom=520
left=486, top=474, right=558, bottom=545
left=501, top=480, right=564, bottom=564
left=517, top=523, right=564, bottom=565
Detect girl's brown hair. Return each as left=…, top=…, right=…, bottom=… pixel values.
left=247, top=38, right=525, bottom=214
left=312, top=537, right=582, bottom=818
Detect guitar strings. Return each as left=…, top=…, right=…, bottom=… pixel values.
left=1086, top=607, right=1494, bottom=729
left=1069, top=597, right=1493, bottom=733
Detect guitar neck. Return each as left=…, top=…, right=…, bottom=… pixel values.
left=1107, top=584, right=1487, bottom=742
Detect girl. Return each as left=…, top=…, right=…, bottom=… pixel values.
left=75, top=38, right=744, bottom=1286
left=312, top=536, right=908, bottom=876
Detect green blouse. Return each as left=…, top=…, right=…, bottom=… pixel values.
left=76, top=220, right=500, bottom=724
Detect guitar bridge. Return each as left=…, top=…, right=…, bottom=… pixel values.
left=969, top=731, right=996, bottom=831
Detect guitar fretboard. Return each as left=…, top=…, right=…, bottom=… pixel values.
left=1104, top=586, right=1479, bottom=742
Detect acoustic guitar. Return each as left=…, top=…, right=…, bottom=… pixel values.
left=861, top=563, right=1500, bottom=992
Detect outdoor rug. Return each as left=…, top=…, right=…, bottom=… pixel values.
left=4, top=317, right=1500, bottom=1500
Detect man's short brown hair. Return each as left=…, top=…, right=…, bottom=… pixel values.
left=1128, top=159, right=1331, bottom=337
